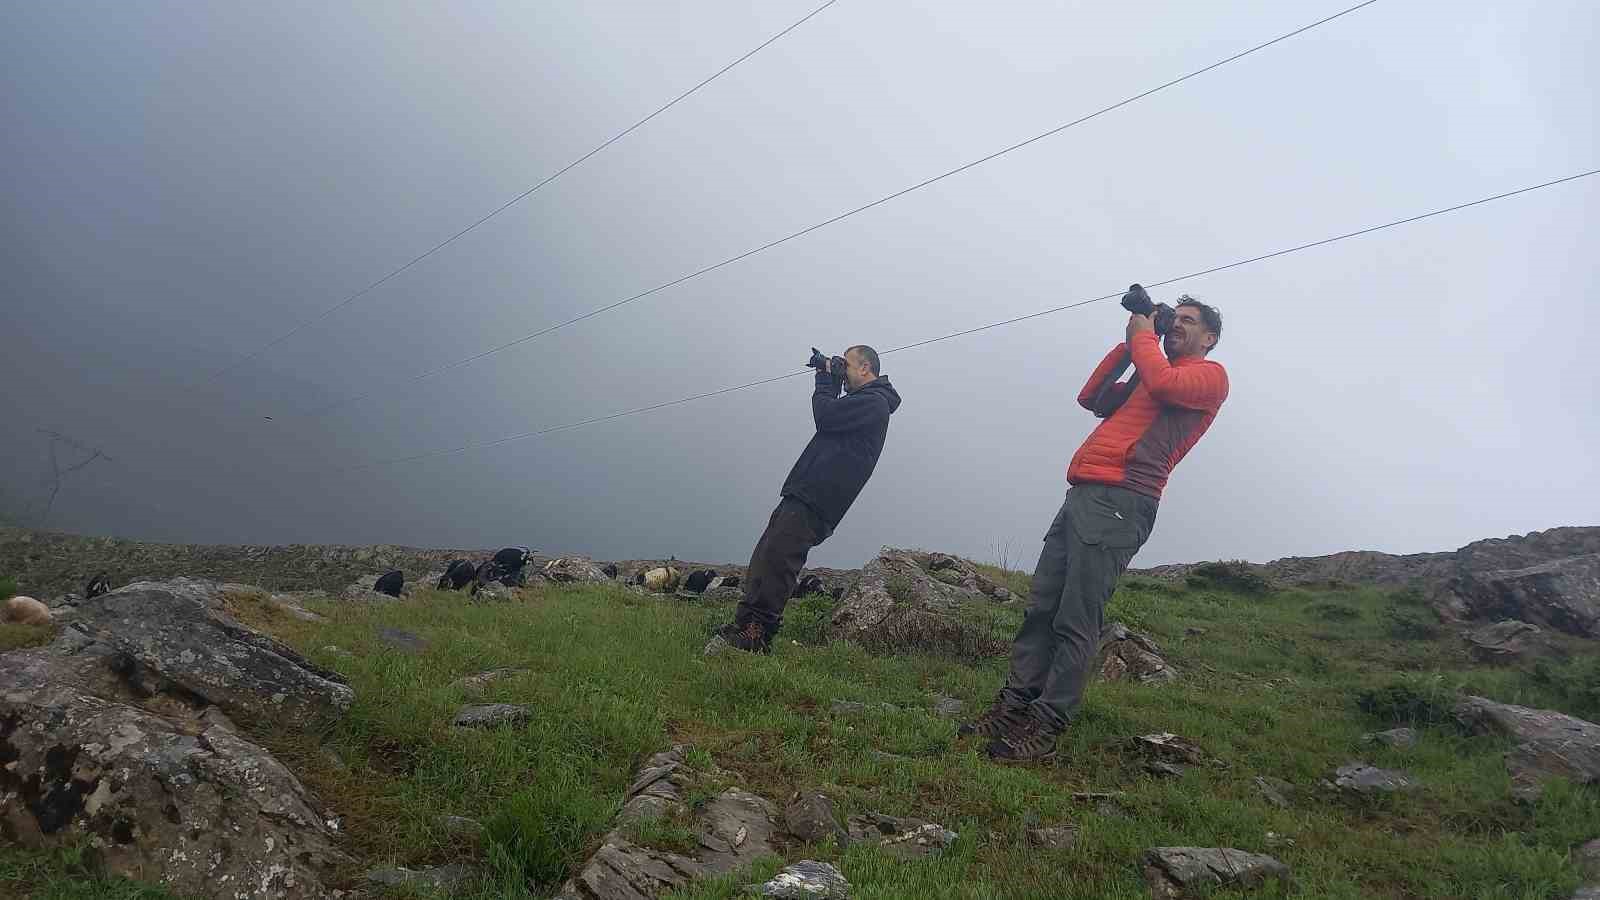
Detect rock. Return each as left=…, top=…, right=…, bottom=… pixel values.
left=555, top=746, right=783, bottom=900
left=3, top=595, right=52, bottom=625
left=1464, top=620, right=1546, bottom=663
left=1132, top=733, right=1207, bottom=765
left=377, top=626, right=429, bottom=653
left=1184, top=626, right=1208, bottom=636
left=1027, top=825, right=1078, bottom=849
left=880, top=822, right=959, bottom=858
left=322, top=645, right=355, bottom=659
left=602, top=563, right=620, bottom=579
left=544, top=556, right=609, bottom=583
left=365, top=864, right=477, bottom=891
left=1146, top=761, right=1188, bottom=778
left=453, top=703, right=531, bottom=729
left=846, top=813, right=956, bottom=858
left=829, top=547, right=1009, bottom=657
left=1575, top=838, right=1600, bottom=879
left=1142, top=847, right=1290, bottom=898
left=1098, top=623, right=1179, bottom=683
left=437, top=815, right=485, bottom=841
left=830, top=699, right=898, bottom=715
left=449, top=667, right=528, bottom=693
left=747, top=860, right=850, bottom=898
left=0, top=630, right=350, bottom=898
left=1454, top=696, right=1600, bottom=800
left=784, top=792, right=848, bottom=845
left=1361, top=727, right=1419, bottom=749
left=1332, top=762, right=1419, bottom=794
left=932, top=696, right=965, bottom=718
left=62, top=579, right=352, bottom=723
left=1253, top=776, right=1296, bottom=809
left=1438, top=554, right=1600, bottom=638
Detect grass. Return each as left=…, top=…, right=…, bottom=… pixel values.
left=0, top=844, right=175, bottom=899
left=2, top=570, right=1597, bottom=898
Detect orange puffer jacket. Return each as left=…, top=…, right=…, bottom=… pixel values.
left=1066, top=332, right=1228, bottom=499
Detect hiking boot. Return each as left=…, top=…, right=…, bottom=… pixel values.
left=986, top=710, right=1061, bottom=763
left=956, top=699, right=1029, bottom=739
left=703, top=622, right=773, bottom=656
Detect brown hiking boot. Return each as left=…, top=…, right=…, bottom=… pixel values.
left=704, top=621, right=773, bottom=656
left=956, top=700, right=1028, bottom=739
left=986, top=711, right=1061, bottom=763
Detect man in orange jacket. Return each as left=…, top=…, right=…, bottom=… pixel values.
left=959, top=296, right=1229, bottom=762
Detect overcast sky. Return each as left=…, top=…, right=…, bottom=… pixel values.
left=3, top=0, right=1596, bottom=572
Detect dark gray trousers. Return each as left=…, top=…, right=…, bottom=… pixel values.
left=1000, top=483, right=1158, bottom=729
left=733, top=496, right=827, bottom=633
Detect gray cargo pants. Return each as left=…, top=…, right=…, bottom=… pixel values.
left=1000, top=483, right=1158, bottom=730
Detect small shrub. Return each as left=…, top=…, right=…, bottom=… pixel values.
left=885, top=573, right=916, bottom=604
left=783, top=594, right=840, bottom=645
left=1186, top=560, right=1273, bottom=596
left=1527, top=656, right=1600, bottom=722
left=1356, top=678, right=1458, bottom=726
left=1310, top=602, right=1361, bottom=622
left=1385, top=607, right=1442, bottom=641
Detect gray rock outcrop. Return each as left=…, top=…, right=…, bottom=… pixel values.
left=1097, top=623, right=1179, bottom=683
left=1454, top=696, right=1600, bottom=800
left=1439, top=555, right=1600, bottom=639
left=554, top=746, right=781, bottom=900
left=0, top=578, right=354, bottom=898
left=1142, top=847, right=1289, bottom=898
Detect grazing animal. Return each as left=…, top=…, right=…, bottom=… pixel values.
left=479, top=547, right=534, bottom=587
left=438, top=560, right=477, bottom=591
left=792, top=574, right=825, bottom=599
left=373, top=570, right=404, bottom=598
left=3, top=596, right=52, bottom=626
left=643, top=567, right=680, bottom=592
left=683, top=569, right=718, bottom=594
left=84, top=572, right=111, bottom=599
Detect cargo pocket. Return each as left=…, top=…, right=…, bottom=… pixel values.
left=1067, top=489, right=1146, bottom=550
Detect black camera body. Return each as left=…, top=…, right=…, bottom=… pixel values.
left=805, top=347, right=848, bottom=377
left=1120, top=284, right=1176, bottom=337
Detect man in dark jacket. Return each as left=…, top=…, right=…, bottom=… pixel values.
left=708, top=345, right=902, bottom=654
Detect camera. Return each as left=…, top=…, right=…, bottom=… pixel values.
left=806, top=347, right=848, bottom=377
left=1120, top=284, right=1175, bottom=337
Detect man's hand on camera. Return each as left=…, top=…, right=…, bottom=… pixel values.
left=1126, top=312, right=1155, bottom=344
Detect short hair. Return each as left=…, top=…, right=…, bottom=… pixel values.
left=1175, top=296, right=1222, bottom=347
left=846, top=345, right=881, bottom=375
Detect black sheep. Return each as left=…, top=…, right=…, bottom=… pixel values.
left=792, top=574, right=825, bottom=598
left=683, top=569, right=718, bottom=594
left=84, top=572, right=111, bottom=600
left=437, top=560, right=476, bottom=591
left=373, top=570, right=404, bottom=598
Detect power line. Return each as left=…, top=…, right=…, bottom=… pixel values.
left=298, top=0, right=1382, bottom=419
left=204, top=0, right=841, bottom=384
left=330, top=166, right=1599, bottom=473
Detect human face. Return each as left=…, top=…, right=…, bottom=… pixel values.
left=842, top=348, right=873, bottom=392
left=1164, top=305, right=1216, bottom=360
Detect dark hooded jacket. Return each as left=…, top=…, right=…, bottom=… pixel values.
left=780, top=369, right=902, bottom=538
